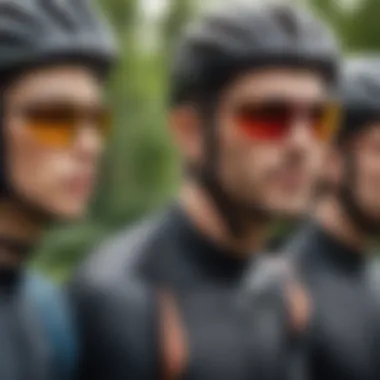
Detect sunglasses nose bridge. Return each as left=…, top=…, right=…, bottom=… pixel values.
left=74, top=123, right=104, bottom=155
left=286, top=115, right=317, bottom=146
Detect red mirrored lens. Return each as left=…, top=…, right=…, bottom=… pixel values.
left=235, top=102, right=292, bottom=141
left=234, top=101, right=338, bottom=142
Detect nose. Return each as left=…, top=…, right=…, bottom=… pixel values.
left=73, top=125, right=105, bottom=161
left=285, top=119, right=316, bottom=151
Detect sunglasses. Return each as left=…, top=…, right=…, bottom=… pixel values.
left=13, top=101, right=111, bottom=148
left=233, top=99, right=340, bottom=142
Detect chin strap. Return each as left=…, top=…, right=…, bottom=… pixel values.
left=187, top=98, right=270, bottom=239
left=0, top=235, right=36, bottom=259
left=0, top=235, right=36, bottom=288
left=6, top=191, right=57, bottom=225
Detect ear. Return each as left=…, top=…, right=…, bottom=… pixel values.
left=168, top=105, right=203, bottom=162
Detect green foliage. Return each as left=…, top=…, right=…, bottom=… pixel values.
left=309, top=0, right=380, bottom=52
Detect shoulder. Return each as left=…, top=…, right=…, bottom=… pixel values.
left=66, top=212, right=169, bottom=337
left=67, top=213, right=162, bottom=329
left=26, top=271, right=59, bottom=295
left=26, top=271, right=68, bottom=312
left=25, top=270, right=75, bottom=321
left=74, top=210, right=172, bottom=284
left=67, top=220, right=161, bottom=379
left=25, top=271, right=78, bottom=377
left=68, top=208, right=180, bottom=327
left=367, top=257, right=380, bottom=285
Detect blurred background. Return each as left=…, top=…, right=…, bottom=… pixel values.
left=33, top=0, right=380, bottom=280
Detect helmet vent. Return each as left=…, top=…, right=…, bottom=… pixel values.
left=271, top=6, right=299, bottom=39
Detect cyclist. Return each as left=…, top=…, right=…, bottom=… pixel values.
left=70, top=3, right=340, bottom=380
left=254, top=55, right=380, bottom=380
left=0, top=0, right=117, bottom=379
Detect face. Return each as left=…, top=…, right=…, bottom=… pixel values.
left=348, top=124, right=380, bottom=222
left=4, top=65, right=108, bottom=220
left=172, top=67, right=336, bottom=219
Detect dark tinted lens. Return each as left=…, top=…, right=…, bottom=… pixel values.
left=21, top=104, right=77, bottom=147
left=25, top=104, right=78, bottom=124
left=239, top=101, right=292, bottom=121
left=308, top=103, right=326, bottom=124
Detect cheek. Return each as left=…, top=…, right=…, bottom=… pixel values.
left=244, top=144, right=282, bottom=180
left=356, top=152, right=380, bottom=201
left=303, top=144, right=325, bottom=184
left=6, top=124, right=66, bottom=196
left=219, top=129, right=282, bottom=193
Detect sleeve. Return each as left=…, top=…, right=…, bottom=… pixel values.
left=67, top=272, right=160, bottom=380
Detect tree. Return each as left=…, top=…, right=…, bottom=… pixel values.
left=309, top=0, right=380, bottom=52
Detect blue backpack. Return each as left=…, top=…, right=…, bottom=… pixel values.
left=25, top=273, right=77, bottom=380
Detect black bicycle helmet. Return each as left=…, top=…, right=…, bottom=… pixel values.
left=170, top=3, right=340, bottom=105
left=338, top=55, right=380, bottom=142
left=0, top=0, right=117, bottom=80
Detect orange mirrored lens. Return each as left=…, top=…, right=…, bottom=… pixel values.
left=22, top=104, right=111, bottom=148
left=314, top=103, right=341, bottom=142
left=27, top=120, right=74, bottom=147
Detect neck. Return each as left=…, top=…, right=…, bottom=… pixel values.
left=0, top=200, right=44, bottom=268
left=179, top=181, right=271, bottom=256
left=315, top=196, right=368, bottom=252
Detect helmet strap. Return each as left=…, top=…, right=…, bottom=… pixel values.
left=4, top=189, right=57, bottom=226
left=187, top=95, right=270, bottom=239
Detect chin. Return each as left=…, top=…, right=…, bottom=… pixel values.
left=51, top=205, right=87, bottom=222
left=278, top=208, right=306, bottom=220
left=268, top=199, right=309, bottom=220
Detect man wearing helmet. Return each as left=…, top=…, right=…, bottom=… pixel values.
left=69, top=3, right=340, bottom=380
left=0, top=0, right=117, bottom=379
left=259, top=56, right=380, bottom=380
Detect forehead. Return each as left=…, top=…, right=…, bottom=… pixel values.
left=222, top=67, right=329, bottom=103
left=6, top=65, right=102, bottom=105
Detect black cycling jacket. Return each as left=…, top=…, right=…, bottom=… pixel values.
left=69, top=204, right=295, bottom=380
left=283, top=222, right=380, bottom=380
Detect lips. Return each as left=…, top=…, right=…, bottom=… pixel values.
left=274, top=170, right=309, bottom=191
left=66, top=173, right=95, bottom=198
